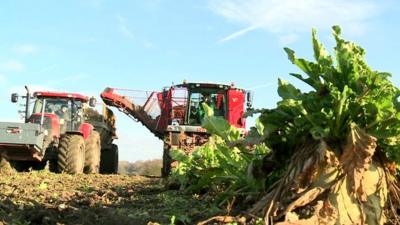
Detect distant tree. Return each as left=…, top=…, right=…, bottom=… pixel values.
left=118, top=159, right=162, bottom=176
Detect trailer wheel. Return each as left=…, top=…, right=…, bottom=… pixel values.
left=161, top=143, right=172, bottom=177
left=57, top=134, right=85, bottom=174
left=100, top=144, right=118, bottom=174
left=84, top=131, right=101, bottom=174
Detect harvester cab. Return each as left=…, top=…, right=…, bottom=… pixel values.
left=101, top=81, right=252, bottom=176
left=169, top=82, right=249, bottom=128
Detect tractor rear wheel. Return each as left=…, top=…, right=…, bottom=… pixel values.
left=84, top=131, right=101, bottom=174
left=100, top=144, right=118, bottom=174
left=161, top=143, right=172, bottom=177
left=57, top=134, right=85, bottom=174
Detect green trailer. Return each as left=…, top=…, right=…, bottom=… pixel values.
left=0, top=122, right=45, bottom=161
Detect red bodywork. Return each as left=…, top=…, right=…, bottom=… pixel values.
left=34, top=92, right=88, bottom=101
left=29, top=113, right=61, bottom=138
left=227, top=89, right=246, bottom=128
left=80, top=123, right=94, bottom=139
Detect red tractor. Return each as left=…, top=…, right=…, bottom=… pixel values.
left=101, top=81, right=252, bottom=176
left=0, top=86, right=115, bottom=174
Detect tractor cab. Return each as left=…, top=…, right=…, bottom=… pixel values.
left=30, top=92, right=86, bottom=134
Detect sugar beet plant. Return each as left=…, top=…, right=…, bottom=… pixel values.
left=252, top=26, right=400, bottom=225
left=171, top=26, right=400, bottom=224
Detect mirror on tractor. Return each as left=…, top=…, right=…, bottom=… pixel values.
left=89, top=97, right=97, bottom=107
left=11, top=93, right=19, bottom=103
left=246, top=90, right=254, bottom=109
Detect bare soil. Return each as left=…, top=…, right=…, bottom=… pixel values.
left=0, top=170, right=220, bottom=225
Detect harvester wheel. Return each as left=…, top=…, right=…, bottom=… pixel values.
left=57, top=134, right=85, bottom=174
left=100, top=144, right=118, bottom=174
left=84, top=131, right=101, bottom=174
left=161, top=143, right=172, bottom=177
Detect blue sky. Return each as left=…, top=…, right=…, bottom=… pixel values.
left=0, top=0, right=399, bottom=162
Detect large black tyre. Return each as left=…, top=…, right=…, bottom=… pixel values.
left=161, top=143, right=172, bottom=177
left=48, top=159, right=58, bottom=173
left=45, top=146, right=59, bottom=173
left=11, top=161, right=46, bottom=172
left=10, top=161, right=31, bottom=172
left=57, top=134, right=85, bottom=174
left=100, top=144, right=118, bottom=174
left=84, top=131, right=101, bottom=174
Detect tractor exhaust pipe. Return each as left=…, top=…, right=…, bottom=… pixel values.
left=24, top=86, right=31, bottom=123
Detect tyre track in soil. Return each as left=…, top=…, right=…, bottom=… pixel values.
left=0, top=169, right=219, bottom=225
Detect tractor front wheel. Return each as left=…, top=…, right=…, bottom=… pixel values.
left=57, top=134, right=85, bottom=174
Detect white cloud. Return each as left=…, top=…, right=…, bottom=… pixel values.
left=219, top=24, right=260, bottom=43
left=14, top=44, right=38, bottom=54
left=117, top=15, right=135, bottom=39
left=210, top=0, right=382, bottom=43
left=0, top=60, right=25, bottom=72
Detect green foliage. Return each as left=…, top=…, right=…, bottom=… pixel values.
left=171, top=104, right=270, bottom=203
left=260, top=26, right=400, bottom=163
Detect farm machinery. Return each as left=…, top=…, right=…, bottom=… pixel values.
left=101, top=81, right=252, bottom=176
left=0, top=86, right=118, bottom=174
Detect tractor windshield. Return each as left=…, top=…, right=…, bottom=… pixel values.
left=187, top=89, right=226, bottom=125
left=32, top=98, right=84, bottom=133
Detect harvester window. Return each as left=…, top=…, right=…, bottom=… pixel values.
left=188, top=92, right=226, bottom=125
left=188, top=93, right=202, bottom=125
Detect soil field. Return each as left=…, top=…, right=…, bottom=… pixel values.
left=0, top=170, right=221, bottom=225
